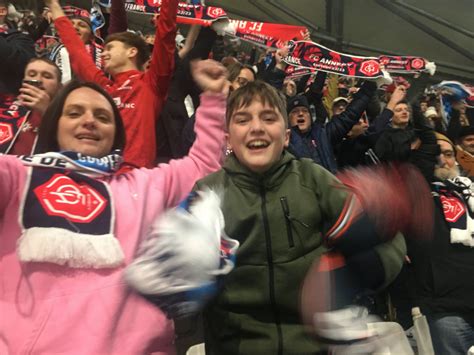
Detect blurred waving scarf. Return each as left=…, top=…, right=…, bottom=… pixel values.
left=432, top=81, right=473, bottom=124
left=17, top=151, right=125, bottom=268
left=224, top=20, right=307, bottom=49
left=125, top=189, right=239, bottom=319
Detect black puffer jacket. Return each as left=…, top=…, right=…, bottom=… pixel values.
left=0, top=29, right=35, bottom=95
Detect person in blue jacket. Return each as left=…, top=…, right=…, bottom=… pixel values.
left=287, top=80, right=377, bottom=173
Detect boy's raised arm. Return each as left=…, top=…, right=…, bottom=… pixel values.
left=144, top=0, right=179, bottom=99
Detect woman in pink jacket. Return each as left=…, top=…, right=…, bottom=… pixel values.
left=0, top=60, right=228, bottom=354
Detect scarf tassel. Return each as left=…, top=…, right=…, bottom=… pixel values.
left=18, top=227, right=125, bottom=269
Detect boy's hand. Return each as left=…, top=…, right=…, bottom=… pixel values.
left=192, top=60, right=230, bottom=96
left=386, top=85, right=407, bottom=111
left=275, top=46, right=289, bottom=70
left=18, top=83, right=51, bottom=116
left=43, top=0, right=64, bottom=20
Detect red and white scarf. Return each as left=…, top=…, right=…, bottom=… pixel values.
left=0, top=94, right=31, bottom=154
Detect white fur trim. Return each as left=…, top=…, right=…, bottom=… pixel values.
left=18, top=227, right=125, bottom=268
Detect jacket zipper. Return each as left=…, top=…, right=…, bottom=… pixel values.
left=260, top=186, right=283, bottom=355
left=280, top=196, right=295, bottom=247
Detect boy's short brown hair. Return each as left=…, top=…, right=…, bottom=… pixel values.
left=26, top=57, right=62, bottom=83
left=105, top=32, right=150, bottom=70
left=226, top=80, right=288, bottom=128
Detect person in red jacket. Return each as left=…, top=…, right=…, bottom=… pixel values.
left=45, top=0, right=178, bottom=169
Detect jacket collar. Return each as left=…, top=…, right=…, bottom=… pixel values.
left=222, top=151, right=295, bottom=190
left=113, top=69, right=142, bottom=84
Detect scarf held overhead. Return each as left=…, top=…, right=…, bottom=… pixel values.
left=284, top=40, right=384, bottom=79
left=225, top=20, right=307, bottom=49
left=124, top=1, right=307, bottom=48
left=284, top=41, right=435, bottom=78
left=17, top=151, right=125, bottom=268
left=124, top=0, right=228, bottom=26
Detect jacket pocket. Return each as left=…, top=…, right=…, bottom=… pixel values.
left=280, top=196, right=295, bottom=248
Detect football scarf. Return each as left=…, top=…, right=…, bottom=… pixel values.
left=285, top=65, right=316, bottom=80
left=124, top=1, right=308, bottom=48
left=284, top=40, right=385, bottom=79
left=284, top=41, right=436, bottom=78
left=378, top=55, right=436, bottom=75
left=124, top=0, right=228, bottom=26
left=432, top=176, right=474, bottom=247
left=225, top=20, right=307, bottom=49
left=0, top=94, right=31, bottom=154
left=50, top=41, right=103, bottom=83
left=17, top=151, right=125, bottom=268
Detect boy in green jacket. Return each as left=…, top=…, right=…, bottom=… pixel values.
left=196, top=80, right=410, bottom=354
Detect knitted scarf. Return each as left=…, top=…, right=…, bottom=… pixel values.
left=432, top=176, right=474, bottom=247
left=284, top=41, right=435, bottom=78
left=0, top=94, right=31, bottom=154
left=17, top=151, right=125, bottom=268
left=50, top=41, right=103, bottom=83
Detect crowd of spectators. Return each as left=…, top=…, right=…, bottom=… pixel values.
left=1, top=0, right=473, bottom=354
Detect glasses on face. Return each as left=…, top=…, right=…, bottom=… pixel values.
left=236, top=77, right=250, bottom=87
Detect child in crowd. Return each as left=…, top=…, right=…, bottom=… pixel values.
left=194, top=80, right=409, bottom=354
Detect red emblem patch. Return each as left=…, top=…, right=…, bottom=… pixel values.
left=207, top=6, right=225, bottom=19
left=359, top=60, right=380, bottom=77
left=440, top=195, right=465, bottom=222
left=411, top=58, right=424, bottom=70
left=0, top=122, right=13, bottom=145
left=34, top=174, right=107, bottom=223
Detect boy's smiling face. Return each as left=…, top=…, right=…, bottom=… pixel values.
left=227, top=97, right=290, bottom=174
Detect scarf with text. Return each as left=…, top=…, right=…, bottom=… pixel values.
left=285, top=65, right=316, bottom=80
left=124, top=1, right=308, bottom=48
left=18, top=151, right=125, bottom=268
left=378, top=55, right=436, bottom=75
left=225, top=20, right=307, bottom=49
left=0, top=94, right=31, bottom=154
left=432, top=176, right=474, bottom=247
left=124, top=0, right=228, bottom=26
left=50, top=41, right=103, bottom=83
left=284, top=40, right=384, bottom=79
left=284, top=41, right=436, bottom=78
